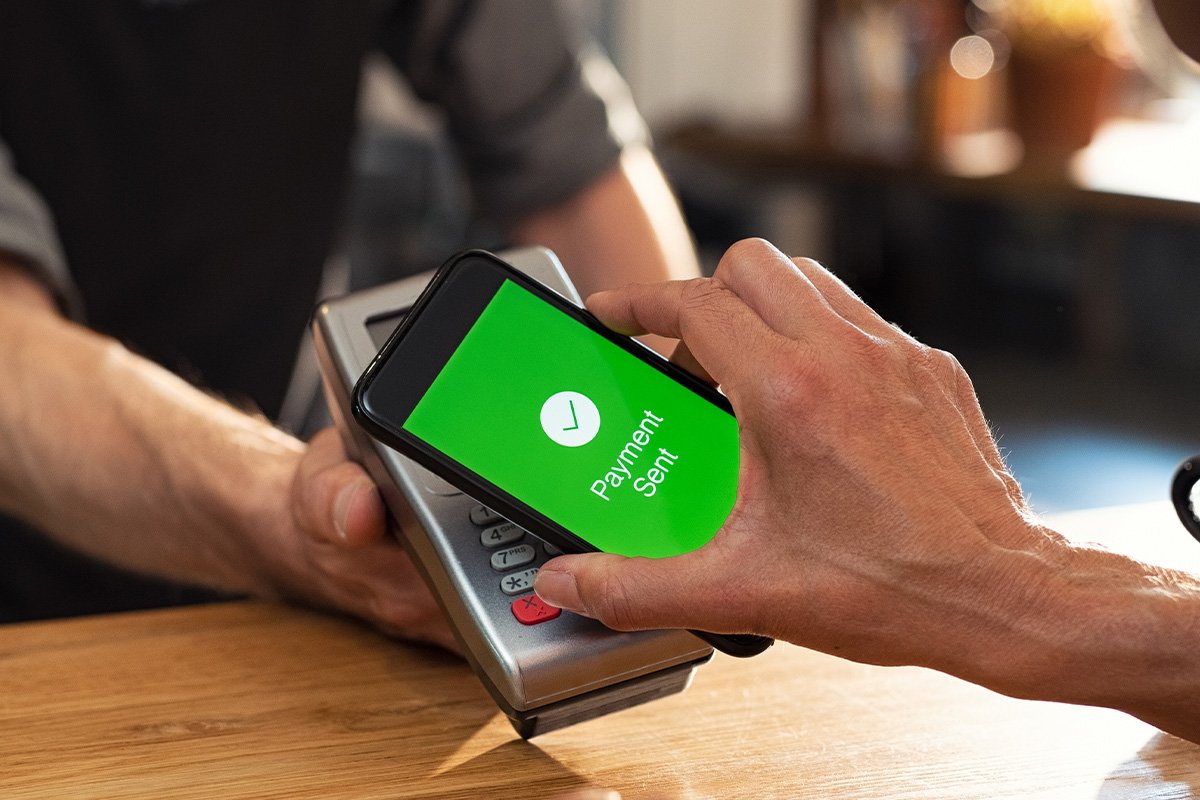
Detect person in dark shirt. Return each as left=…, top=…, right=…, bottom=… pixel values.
left=0, top=0, right=698, bottom=642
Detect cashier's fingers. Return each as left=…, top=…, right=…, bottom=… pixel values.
left=292, top=428, right=387, bottom=548
left=304, top=541, right=460, bottom=651
left=357, top=568, right=462, bottom=653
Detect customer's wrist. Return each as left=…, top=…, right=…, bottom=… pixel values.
left=895, top=508, right=1085, bottom=701
left=921, top=520, right=1066, bottom=695
left=971, top=536, right=1190, bottom=714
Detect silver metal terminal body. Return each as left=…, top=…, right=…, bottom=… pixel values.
left=312, top=247, right=712, bottom=738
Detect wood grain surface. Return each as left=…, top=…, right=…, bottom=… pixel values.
left=2, top=502, right=1198, bottom=799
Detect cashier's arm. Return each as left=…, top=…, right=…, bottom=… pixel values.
left=0, top=148, right=697, bottom=642
left=512, top=146, right=700, bottom=352
left=0, top=254, right=453, bottom=646
left=535, top=239, right=1200, bottom=745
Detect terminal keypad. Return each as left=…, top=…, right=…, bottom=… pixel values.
left=490, top=544, right=536, bottom=571
left=500, top=568, right=539, bottom=596
left=469, top=503, right=563, bottom=625
left=480, top=522, right=524, bottom=548
left=469, top=505, right=505, bottom=527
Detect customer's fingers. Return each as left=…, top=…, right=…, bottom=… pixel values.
left=587, top=279, right=695, bottom=340
left=535, top=549, right=747, bottom=634
left=668, top=339, right=715, bottom=386
left=707, top=239, right=851, bottom=341
left=944, top=354, right=1028, bottom=508
left=586, top=277, right=784, bottom=400
left=781, top=252, right=1022, bottom=499
left=787, top=256, right=906, bottom=342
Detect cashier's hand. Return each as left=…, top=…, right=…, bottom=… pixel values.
left=274, top=428, right=457, bottom=652
left=535, top=238, right=1041, bottom=672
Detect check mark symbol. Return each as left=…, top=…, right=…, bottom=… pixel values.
left=562, top=399, right=580, bottom=432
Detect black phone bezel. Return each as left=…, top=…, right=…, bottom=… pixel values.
left=351, top=250, right=772, bottom=658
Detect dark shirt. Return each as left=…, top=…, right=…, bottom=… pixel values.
left=0, top=0, right=642, bottom=621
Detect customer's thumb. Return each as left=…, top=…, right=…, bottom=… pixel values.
left=535, top=553, right=695, bottom=632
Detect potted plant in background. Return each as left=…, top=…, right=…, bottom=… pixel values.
left=991, top=0, right=1123, bottom=169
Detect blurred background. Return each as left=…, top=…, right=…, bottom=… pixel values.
left=349, top=0, right=1200, bottom=515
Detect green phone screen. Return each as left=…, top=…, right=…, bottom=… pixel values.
left=402, top=280, right=739, bottom=558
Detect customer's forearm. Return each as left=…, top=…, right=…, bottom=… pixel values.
left=977, top=534, right=1200, bottom=742
left=0, top=262, right=302, bottom=593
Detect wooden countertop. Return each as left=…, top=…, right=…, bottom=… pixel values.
left=3, top=502, right=1198, bottom=798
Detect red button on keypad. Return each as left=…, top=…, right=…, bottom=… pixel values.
left=511, top=594, right=561, bottom=625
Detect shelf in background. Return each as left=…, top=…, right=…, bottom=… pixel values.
left=666, top=118, right=1200, bottom=223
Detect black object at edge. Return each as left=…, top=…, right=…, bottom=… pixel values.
left=692, top=631, right=773, bottom=658
left=1171, top=457, right=1200, bottom=544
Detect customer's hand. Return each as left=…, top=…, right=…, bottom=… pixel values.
left=269, top=428, right=456, bottom=651
left=535, top=238, right=1055, bottom=677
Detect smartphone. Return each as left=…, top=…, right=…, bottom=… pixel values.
left=316, top=247, right=715, bottom=738
left=352, top=250, right=772, bottom=658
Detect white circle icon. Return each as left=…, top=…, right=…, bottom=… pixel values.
left=540, top=391, right=600, bottom=447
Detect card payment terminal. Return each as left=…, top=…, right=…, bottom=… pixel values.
left=312, top=247, right=713, bottom=738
